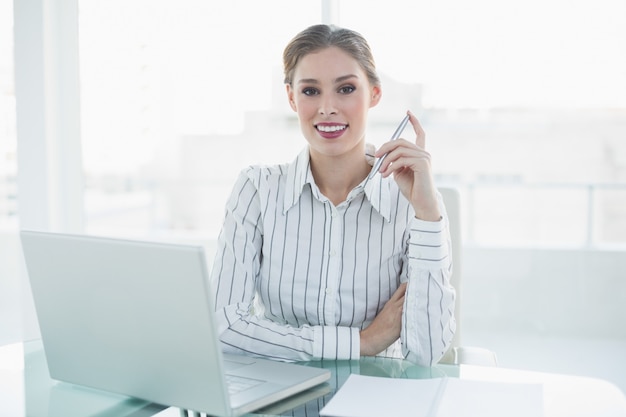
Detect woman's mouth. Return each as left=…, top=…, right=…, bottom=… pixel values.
left=315, top=123, right=348, bottom=138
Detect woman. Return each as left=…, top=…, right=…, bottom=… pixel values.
left=209, top=24, right=455, bottom=366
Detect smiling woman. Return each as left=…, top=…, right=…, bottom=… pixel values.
left=286, top=46, right=380, bottom=172
left=209, top=23, right=455, bottom=365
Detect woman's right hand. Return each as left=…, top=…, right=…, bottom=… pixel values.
left=359, top=282, right=407, bottom=356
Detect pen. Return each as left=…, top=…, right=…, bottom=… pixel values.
left=368, top=114, right=411, bottom=179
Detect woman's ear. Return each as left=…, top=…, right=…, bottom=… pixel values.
left=370, top=85, right=382, bottom=108
left=285, top=84, right=297, bottom=112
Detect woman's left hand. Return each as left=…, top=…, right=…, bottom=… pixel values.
left=375, top=110, right=441, bottom=221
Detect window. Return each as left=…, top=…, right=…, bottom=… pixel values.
left=78, top=0, right=626, bottom=246
left=79, top=0, right=320, bottom=238
left=0, top=0, right=16, bottom=231
left=338, top=0, right=626, bottom=246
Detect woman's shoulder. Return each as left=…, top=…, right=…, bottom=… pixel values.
left=239, top=161, right=292, bottom=187
left=242, top=147, right=307, bottom=178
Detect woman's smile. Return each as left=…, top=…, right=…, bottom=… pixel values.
left=286, top=46, right=380, bottom=158
left=315, top=122, right=348, bottom=139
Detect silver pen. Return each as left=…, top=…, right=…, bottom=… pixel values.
left=368, top=114, right=411, bottom=179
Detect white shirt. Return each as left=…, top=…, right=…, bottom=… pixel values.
left=210, top=145, right=456, bottom=366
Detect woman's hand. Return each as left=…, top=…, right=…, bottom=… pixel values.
left=360, top=282, right=407, bottom=356
left=375, top=111, right=441, bottom=221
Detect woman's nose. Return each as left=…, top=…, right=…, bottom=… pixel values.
left=319, top=96, right=338, bottom=115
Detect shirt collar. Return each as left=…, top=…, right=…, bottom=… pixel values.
left=283, top=147, right=313, bottom=214
left=283, top=145, right=392, bottom=221
left=362, top=143, right=391, bottom=222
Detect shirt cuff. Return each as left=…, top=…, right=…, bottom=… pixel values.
left=313, top=326, right=360, bottom=360
left=408, top=216, right=449, bottom=266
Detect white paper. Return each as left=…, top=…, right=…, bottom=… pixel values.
left=437, top=378, right=544, bottom=417
left=320, top=374, right=443, bottom=417
left=319, top=374, right=543, bottom=417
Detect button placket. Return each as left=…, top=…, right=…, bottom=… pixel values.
left=322, top=203, right=343, bottom=324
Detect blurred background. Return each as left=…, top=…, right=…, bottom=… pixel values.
left=2, top=0, right=625, bottom=392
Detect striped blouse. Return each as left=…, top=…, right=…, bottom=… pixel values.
left=209, top=145, right=456, bottom=366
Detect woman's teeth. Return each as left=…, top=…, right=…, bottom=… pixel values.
left=317, top=125, right=346, bottom=132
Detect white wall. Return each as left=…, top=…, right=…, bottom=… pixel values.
left=463, top=246, right=626, bottom=339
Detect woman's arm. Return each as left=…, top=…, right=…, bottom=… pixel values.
left=372, top=111, right=456, bottom=365
left=210, top=169, right=360, bottom=361
left=401, top=196, right=456, bottom=366
left=357, top=193, right=456, bottom=365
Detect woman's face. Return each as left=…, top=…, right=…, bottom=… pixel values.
left=286, top=46, right=381, bottom=160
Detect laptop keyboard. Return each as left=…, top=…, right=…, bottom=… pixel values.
left=225, top=374, right=264, bottom=395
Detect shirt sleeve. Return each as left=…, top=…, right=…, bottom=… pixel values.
left=209, top=169, right=360, bottom=362
left=401, top=193, right=457, bottom=366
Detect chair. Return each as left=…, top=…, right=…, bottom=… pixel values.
left=438, top=187, right=498, bottom=366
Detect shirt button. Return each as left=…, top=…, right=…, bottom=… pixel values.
left=325, top=288, right=332, bottom=295
left=329, top=249, right=336, bottom=256
left=414, top=232, right=421, bottom=240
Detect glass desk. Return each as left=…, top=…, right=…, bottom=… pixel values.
left=2, top=341, right=625, bottom=417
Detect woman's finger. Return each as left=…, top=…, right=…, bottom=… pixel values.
left=408, top=110, right=426, bottom=149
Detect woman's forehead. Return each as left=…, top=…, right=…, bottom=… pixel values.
left=294, top=47, right=367, bottom=83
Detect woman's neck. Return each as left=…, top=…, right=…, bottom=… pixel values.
left=309, top=146, right=371, bottom=206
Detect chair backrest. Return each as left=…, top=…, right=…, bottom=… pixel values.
left=438, top=187, right=462, bottom=363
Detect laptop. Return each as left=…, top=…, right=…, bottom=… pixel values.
left=20, top=230, right=330, bottom=417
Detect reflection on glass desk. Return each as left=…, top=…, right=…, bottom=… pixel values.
left=249, top=357, right=458, bottom=417
left=1, top=341, right=625, bottom=417
left=1, top=340, right=162, bottom=417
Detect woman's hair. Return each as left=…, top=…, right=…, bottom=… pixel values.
left=283, top=24, right=380, bottom=87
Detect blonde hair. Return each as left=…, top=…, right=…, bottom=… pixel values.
left=283, top=24, right=380, bottom=87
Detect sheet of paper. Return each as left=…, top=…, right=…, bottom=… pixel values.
left=436, top=378, right=544, bottom=417
left=319, top=374, right=544, bottom=417
left=319, top=374, right=444, bottom=417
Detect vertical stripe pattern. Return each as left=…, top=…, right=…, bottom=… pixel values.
left=210, top=146, right=455, bottom=365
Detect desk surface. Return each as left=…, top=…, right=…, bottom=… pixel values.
left=1, top=341, right=625, bottom=417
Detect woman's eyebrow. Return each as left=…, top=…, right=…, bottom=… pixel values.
left=334, top=74, right=358, bottom=84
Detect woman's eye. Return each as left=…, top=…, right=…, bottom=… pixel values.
left=338, top=85, right=355, bottom=94
left=302, top=87, right=319, bottom=96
